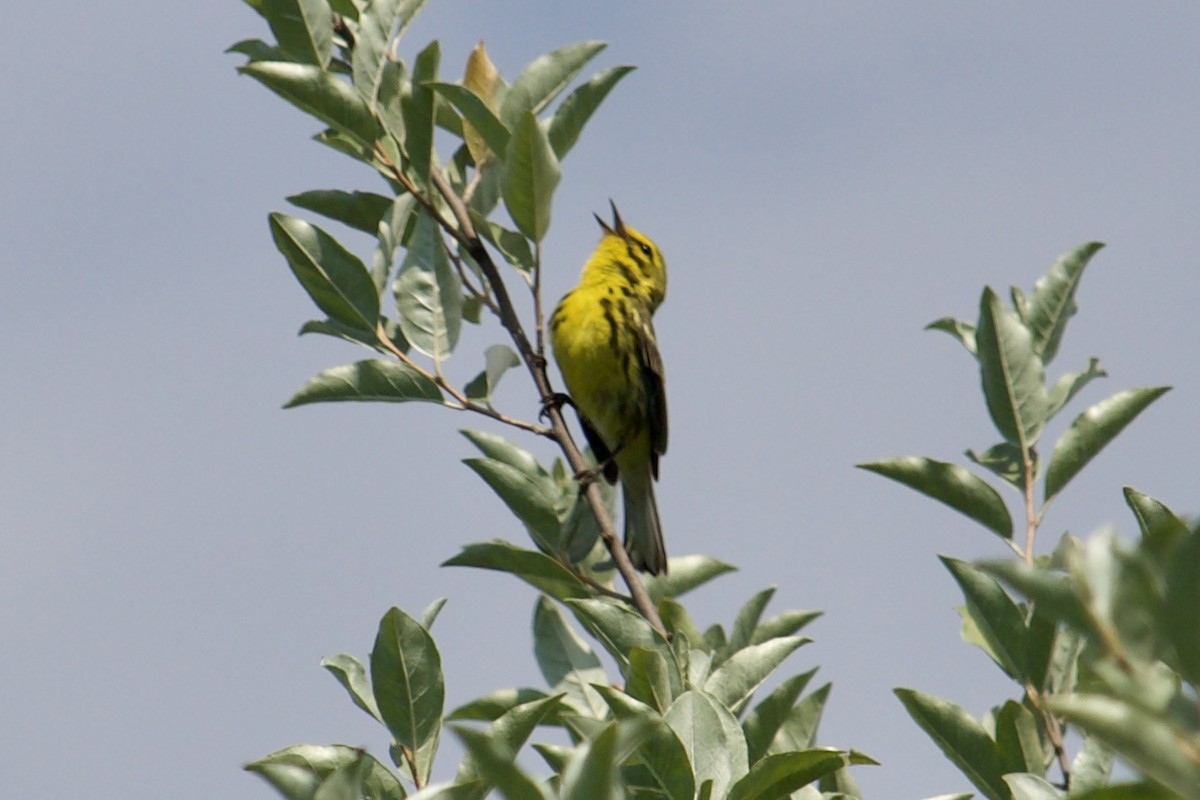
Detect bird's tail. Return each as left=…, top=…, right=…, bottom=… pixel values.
left=621, top=466, right=667, bottom=575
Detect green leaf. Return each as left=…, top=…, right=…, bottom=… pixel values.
left=546, top=65, right=635, bottom=159
left=314, top=752, right=375, bottom=800
left=393, top=209, right=463, bottom=361
left=532, top=597, right=607, bottom=717
left=503, top=110, right=560, bottom=242
left=560, top=723, right=622, bottom=800
left=722, top=587, right=776, bottom=662
left=462, top=458, right=560, bottom=552
left=456, top=693, right=565, bottom=785
left=421, top=597, right=448, bottom=630
left=245, top=745, right=405, bottom=800
left=1123, top=486, right=1189, bottom=563
left=464, top=344, right=521, bottom=403
left=447, top=687, right=551, bottom=722
left=285, top=359, right=442, bottom=407
left=942, top=557, right=1027, bottom=680
left=443, top=540, right=590, bottom=600
left=428, top=82, right=511, bottom=159
left=965, top=442, right=1031, bottom=492
left=592, top=687, right=694, bottom=800
left=1002, top=773, right=1062, bottom=800
left=227, top=38, right=287, bottom=62
left=475, top=217, right=535, bottom=277
left=625, top=646, right=678, bottom=714
left=1043, top=387, right=1170, bottom=503
left=994, top=700, right=1044, bottom=774
left=374, top=59, right=408, bottom=146
left=1044, top=357, right=1107, bottom=421
left=894, top=688, right=1009, bottom=800
left=858, top=457, right=1013, bottom=539
left=399, top=40, right=440, bottom=183
left=373, top=194, right=418, bottom=292
left=978, top=559, right=1092, bottom=634
left=370, top=607, right=444, bottom=752
left=1164, top=525, right=1200, bottom=685
left=742, top=668, right=818, bottom=763
left=288, top=189, right=394, bottom=235
left=705, top=636, right=809, bottom=715
left=665, top=691, right=749, bottom=800
left=1022, top=598, right=1060, bottom=694
left=259, top=0, right=333, bottom=67
left=500, top=41, right=607, bottom=128
left=766, top=682, right=830, bottom=753
left=322, top=653, right=383, bottom=723
left=327, top=0, right=357, bottom=19
left=351, top=0, right=426, bottom=107
left=750, top=610, right=822, bottom=645
left=645, top=556, right=737, bottom=602
left=240, top=62, right=380, bottom=150
left=531, top=743, right=570, bottom=774
left=270, top=212, right=380, bottom=332
left=976, top=287, right=1047, bottom=447
left=566, top=598, right=668, bottom=674
left=1069, top=735, right=1114, bottom=795
left=297, top=317, right=389, bottom=352
left=1069, top=783, right=1182, bottom=800
left=452, top=726, right=550, bottom=800
left=659, top=598, right=707, bottom=649
left=1024, top=242, right=1104, bottom=364
left=925, top=316, right=978, bottom=356
left=726, top=749, right=850, bottom=800
left=1048, top=693, right=1200, bottom=798
left=559, top=488, right=605, bottom=565
left=460, top=429, right=548, bottom=477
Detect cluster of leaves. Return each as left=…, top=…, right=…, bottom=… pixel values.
left=232, top=0, right=631, bottom=408
left=862, top=244, right=1197, bottom=799
left=985, top=492, right=1200, bottom=799
left=248, top=582, right=872, bottom=800
left=232, top=1, right=872, bottom=798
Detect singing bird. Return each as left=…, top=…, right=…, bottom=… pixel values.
left=550, top=204, right=669, bottom=574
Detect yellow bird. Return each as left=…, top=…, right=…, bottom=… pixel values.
left=550, top=204, right=669, bottom=574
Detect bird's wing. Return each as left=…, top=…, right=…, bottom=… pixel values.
left=637, top=317, right=668, bottom=478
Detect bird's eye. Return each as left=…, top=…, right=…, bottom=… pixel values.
left=638, top=241, right=653, bottom=258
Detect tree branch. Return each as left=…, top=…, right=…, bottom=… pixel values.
left=428, top=168, right=667, bottom=637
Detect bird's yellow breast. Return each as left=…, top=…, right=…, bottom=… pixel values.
left=550, top=284, right=651, bottom=452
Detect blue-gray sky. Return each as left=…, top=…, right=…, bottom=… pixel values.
left=4, top=3, right=1198, bottom=798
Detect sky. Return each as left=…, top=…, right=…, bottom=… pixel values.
left=4, top=3, right=1199, bottom=798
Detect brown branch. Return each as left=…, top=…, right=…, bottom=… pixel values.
left=1022, top=447, right=1038, bottom=564
left=1024, top=682, right=1071, bottom=788
left=373, top=323, right=549, bottom=437
left=427, top=169, right=667, bottom=638
left=399, top=745, right=421, bottom=790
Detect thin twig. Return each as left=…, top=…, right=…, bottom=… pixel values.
left=1022, top=447, right=1038, bottom=563
left=1024, top=683, right=1072, bottom=788
left=532, top=241, right=546, bottom=357
left=373, top=323, right=550, bottom=437
left=400, top=745, right=422, bottom=790
left=1020, top=447, right=1071, bottom=786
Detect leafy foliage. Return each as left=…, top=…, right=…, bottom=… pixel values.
left=865, top=247, right=1196, bottom=799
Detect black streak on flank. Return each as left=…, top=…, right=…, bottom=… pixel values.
left=600, top=296, right=619, bottom=354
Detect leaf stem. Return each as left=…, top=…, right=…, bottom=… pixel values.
left=372, top=323, right=549, bottom=436
left=1022, top=447, right=1037, bottom=563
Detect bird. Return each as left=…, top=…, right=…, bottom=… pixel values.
left=549, top=203, right=669, bottom=574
